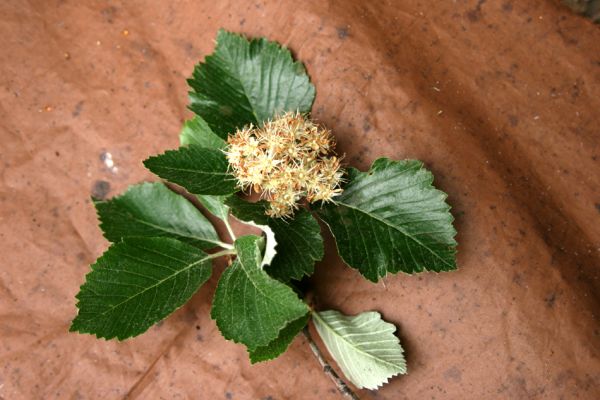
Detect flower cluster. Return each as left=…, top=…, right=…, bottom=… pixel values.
left=225, top=112, right=344, bottom=218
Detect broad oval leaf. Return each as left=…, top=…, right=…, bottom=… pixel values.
left=95, top=182, right=220, bottom=249
left=70, top=237, right=213, bottom=340
left=188, top=29, right=315, bottom=137
left=312, top=310, right=406, bottom=390
left=211, top=235, right=308, bottom=350
left=179, top=115, right=226, bottom=149
left=316, top=158, right=457, bottom=282
left=226, top=197, right=324, bottom=281
left=143, top=144, right=237, bottom=195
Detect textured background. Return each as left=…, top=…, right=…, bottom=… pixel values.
left=1, top=0, right=599, bottom=399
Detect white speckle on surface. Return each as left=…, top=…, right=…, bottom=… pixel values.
left=100, top=151, right=118, bottom=174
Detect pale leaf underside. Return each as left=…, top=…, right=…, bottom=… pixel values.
left=312, top=310, right=406, bottom=390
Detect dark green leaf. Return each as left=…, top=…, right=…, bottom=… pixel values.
left=179, top=115, right=226, bottom=149
left=70, top=237, right=214, bottom=340
left=211, top=235, right=309, bottom=350
left=227, top=197, right=324, bottom=281
left=248, top=313, right=309, bottom=363
left=95, top=182, right=220, bottom=249
left=196, top=194, right=230, bottom=221
left=188, top=29, right=315, bottom=137
left=143, top=145, right=237, bottom=195
left=316, top=158, right=457, bottom=282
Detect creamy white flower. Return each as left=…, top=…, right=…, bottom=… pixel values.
left=225, top=112, right=344, bottom=217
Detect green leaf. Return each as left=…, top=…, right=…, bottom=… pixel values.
left=227, top=197, right=324, bottom=281
left=312, top=310, right=406, bottom=390
left=179, top=115, right=226, bottom=149
left=195, top=194, right=230, bottom=221
left=94, top=182, right=220, bottom=249
left=316, top=158, right=457, bottom=282
left=143, top=145, right=237, bottom=195
left=248, top=313, right=309, bottom=363
left=70, top=237, right=214, bottom=340
left=211, top=235, right=309, bottom=350
left=188, top=29, right=315, bottom=137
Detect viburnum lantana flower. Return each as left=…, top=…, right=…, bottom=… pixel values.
left=225, top=112, right=344, bottom=218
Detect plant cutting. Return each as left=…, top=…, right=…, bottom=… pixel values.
left=70, top=30, right=458, bottom=398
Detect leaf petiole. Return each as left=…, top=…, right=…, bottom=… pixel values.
left=209, top=247, right=236, bottom=258
left=223, top=214, right=237, bottom=241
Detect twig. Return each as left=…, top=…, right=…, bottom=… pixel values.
left=302, top=326, right=360, bottom=400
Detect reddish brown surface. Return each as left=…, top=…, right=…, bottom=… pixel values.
left=1, top=1, right=599, bottom=399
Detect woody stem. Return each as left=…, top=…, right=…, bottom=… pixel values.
left=302, top=326, right=360, bottom=400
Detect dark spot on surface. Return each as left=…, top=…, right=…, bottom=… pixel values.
left=181, top=41, right=197, bottom=58
left=595, top=203, right=600, bottom=213
left=571, top=82, right=581, bottom=99
left=101, top=6, right=117, bottom=23
left=225, top=392, right=233, bottom=399
left=91, top=180, right=110, bottom=200
left=444, top=366, right=462, bottom=382
left=545, top=292, right=556, bottom=307
left=55, top=151, right=60, bottom=157
left=556, top=26, right=579, bottom=46
left=72, top=100, right=84, bottom=117
left=239, top=18, right=246, bottom=26
left=362, top=119, right=372, bottom=133
left=72, top=390, right=84, bottom=400
left=512, top=272, right=523, bottom=286
left=502, top=2, right=513, bottom=12
left=337, top=26, right=349, bottom=39
left=466, top=0, right=487, bottom=22
left=196, top=334, right=203, bottom=342
left=508, top=114, right=519, bottom=127
left=131, top=41, right=157, bottom=60
left=262, top=397, right=274, bottom=400
left=196, top=325, right=201, bottom=330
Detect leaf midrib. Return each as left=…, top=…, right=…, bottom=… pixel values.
left=112, top=206, right=221, bottom=247
left=77, top=252, right=213, bottom=322
left=219, top=41, right=261, bottom=125
left=149, top=165, right=233, bottom=177
left=337, top=201, right=454, bottom=268
left=313, top=312, right=402, bottom=369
